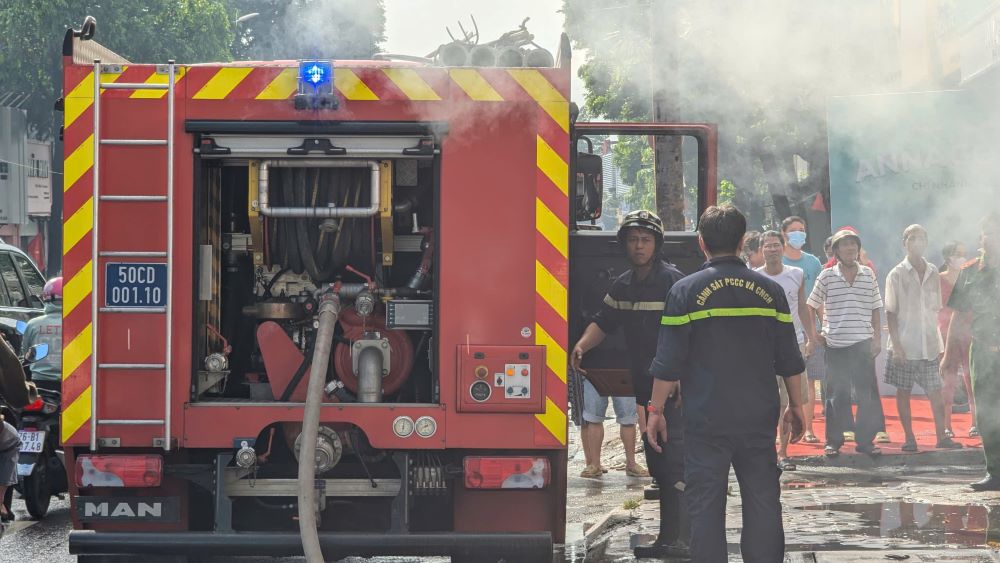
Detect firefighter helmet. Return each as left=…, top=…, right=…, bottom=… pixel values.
left=617, top=210, right=664, bottom=247
left=42, top=276, right=62, bottom=302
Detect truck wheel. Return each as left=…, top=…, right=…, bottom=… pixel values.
left=23, top=463, right=51, bottom=519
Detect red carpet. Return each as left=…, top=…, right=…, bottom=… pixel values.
left=785, top=396, right=982, bottom=457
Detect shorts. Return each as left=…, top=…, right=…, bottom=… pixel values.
left=883, top=350, right=942, bottom=392
left=778, top=344, right=810, bottom=408
left=806, top=343, right=826, bottom=380
left=582, top=378, right=638, bottom=425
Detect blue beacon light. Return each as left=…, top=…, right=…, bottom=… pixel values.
left=299, top=61, right=332, bottom=88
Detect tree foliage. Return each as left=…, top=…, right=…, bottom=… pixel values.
left=0, top=1, right=234, bottom=140
left=564, top=0, right=898, bottom=233
left=231, top=0, right=386, bottom=61
left=0, top=0, right=387, bottom=140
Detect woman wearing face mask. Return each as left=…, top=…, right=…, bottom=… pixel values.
left=939, top=241, right=978, bottom=438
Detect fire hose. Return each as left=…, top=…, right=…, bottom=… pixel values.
left=297, top=293, right=340, bottom=562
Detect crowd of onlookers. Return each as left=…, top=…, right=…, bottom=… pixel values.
left=743, top=217, right=976, bottom=467
left=579, top=214, right=982, bottom=477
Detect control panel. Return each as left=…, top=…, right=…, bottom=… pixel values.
left=457, top=345, right=545, bottom=413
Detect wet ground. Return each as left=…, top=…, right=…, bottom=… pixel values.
left=590, top=445, right=1000, bottom=562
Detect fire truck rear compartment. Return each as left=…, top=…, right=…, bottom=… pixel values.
left=195, top=141, right=437, bottom=411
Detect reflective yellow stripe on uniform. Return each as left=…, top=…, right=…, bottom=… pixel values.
left=662, top=307, right=793, bottom=325
left=603, top=295, right=666, bottom=311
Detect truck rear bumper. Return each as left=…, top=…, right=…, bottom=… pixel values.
left=69, top=530, right=553, bottom=559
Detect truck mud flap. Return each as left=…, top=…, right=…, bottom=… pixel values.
left=69, top=530, right=553, bottom=559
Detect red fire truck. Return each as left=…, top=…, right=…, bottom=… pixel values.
left=59, top=17, right=716, bottom=561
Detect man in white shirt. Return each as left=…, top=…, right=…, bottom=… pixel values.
left=758, top=231, right=819, bottom=470
left=884, top=224, right=963, bottom=452
left=807, top=229, right=886, bottom=457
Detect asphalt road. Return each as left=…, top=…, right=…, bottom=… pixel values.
left=2, top=495, right=75, bottom=562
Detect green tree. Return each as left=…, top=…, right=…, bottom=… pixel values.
left=564, top=0, right=898, bottom=234
left=0, top=0, right=234, bottom=140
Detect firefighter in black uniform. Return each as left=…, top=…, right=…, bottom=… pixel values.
left=943, top=212, right=1000, bottom=491
left=571, top=210, right=690, bottom=558
left=646, top=205, right=805, bottom=563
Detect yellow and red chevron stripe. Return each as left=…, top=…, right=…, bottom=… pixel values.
left=522, top=75, right=570, bottom=447
left=61, top=65, right=108, bottom=445
left=172, top=64, right=568, bottom=107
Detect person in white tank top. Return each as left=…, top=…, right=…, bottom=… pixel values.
left=758, top=230, right=820, bottom=469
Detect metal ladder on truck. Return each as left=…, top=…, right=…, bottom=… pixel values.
left=89, top=59, right=176, bottom=452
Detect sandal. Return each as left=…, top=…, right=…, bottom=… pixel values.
left=579, top=465, right=602, bottom=479
left=901, top=440, right=918, bottom=453
left=778, top=458, right=797, bottom=471
left=802, top=432, right=820, bottom=444
left=626, top=463, right=650, bottom=478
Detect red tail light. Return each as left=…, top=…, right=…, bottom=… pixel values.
left=76, top=455, right=163, bottom=488
left=22, top=398, right=43, bottom=411
left=463, top=456, right=550, bottom=489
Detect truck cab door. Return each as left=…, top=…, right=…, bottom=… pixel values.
left=567, top=123, right=717, bottom=417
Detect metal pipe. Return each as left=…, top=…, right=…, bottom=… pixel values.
left=69, top=531, right=555, bottom=558
left=316, top=284, right=426, bottom=300
left=164, top=60, right=176, bottom=452
left=90, top=59, right=101, bottom=452
left=258, top=159, right=380, bottom=218
left=356, top=347, right=384, bottom=403
left=298, top=294, right=340, bottom=563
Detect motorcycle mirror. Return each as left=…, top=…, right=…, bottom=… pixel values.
left=0, top=318, right=27, bottom=335
left=27, top=343, right=48, bottom=362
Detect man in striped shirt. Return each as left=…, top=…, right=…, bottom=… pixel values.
left=807, top=229, right=885, bottom=456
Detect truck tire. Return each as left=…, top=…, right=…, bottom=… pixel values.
left=23, top=462, right=51, bottom=519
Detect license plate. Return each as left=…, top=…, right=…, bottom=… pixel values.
left=18, top=430, right=44, bottom=453
left=105, top=262, right=167, bottom=308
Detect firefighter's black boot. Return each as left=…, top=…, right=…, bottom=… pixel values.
left=635, top=465, right=691, bottom=559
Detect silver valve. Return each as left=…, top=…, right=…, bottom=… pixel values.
left=235, top=440, right=257, bottom=469
left=355, top=290, right=376, bottom=318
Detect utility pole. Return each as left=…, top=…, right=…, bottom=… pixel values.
left=650, top=0, right=685, bottom=230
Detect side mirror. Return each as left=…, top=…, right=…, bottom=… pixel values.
left=26, top=343, right=48, bottom=363
left=575, top=152, right=603, bottom=222
left=0, top=318, right=27, bottom=335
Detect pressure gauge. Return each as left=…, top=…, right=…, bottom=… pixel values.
left=414, top=416, right=437, bottom=438
left=470, top=380, right=491, bottom=402
left=392, top=416, right=414, bottom=438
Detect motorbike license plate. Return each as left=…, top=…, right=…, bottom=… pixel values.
left=18, top=430, right=44, bottom=453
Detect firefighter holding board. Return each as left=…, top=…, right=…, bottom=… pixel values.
left=647, top=204, right=806, bottom=562
left=570, top=210, right=691, bottom=558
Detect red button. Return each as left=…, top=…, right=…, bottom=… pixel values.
left=521, top=369, right=529, bottom=376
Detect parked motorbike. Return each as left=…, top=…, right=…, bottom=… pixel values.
left=14, top=346, right=65, bottom=519
left=0, top=316, right=60, bottom=520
